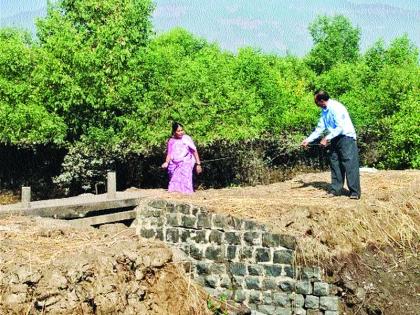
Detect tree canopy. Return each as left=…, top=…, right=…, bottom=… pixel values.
left=0, top=3, right=418, bottom=192
left=306, top=15, right=361, bottom=74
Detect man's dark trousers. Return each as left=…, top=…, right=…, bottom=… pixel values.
left=329, top=135, right=361, bottom=197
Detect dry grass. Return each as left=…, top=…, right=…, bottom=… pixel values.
left=0, top=217, right=135, bottom=266
left=140, top=170, right=420, bottom=264
left=0, top=190, right=18, bottom=205
left=165, top=263, right=213, bottom=315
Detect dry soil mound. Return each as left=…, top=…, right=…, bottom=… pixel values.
left=0, top=217, right=209, bottom=315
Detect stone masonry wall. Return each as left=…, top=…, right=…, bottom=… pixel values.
left=134, top=199, right=339, bottom=315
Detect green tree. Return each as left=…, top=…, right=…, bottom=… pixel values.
left=363, top=39, right=386, bottom=75
left=34, top=0, right=154, bottom=140
left=363, top=35, right=419, bottom=81
left=121, top=32, right=266, bottom=150
left=306, top=15, right=361, bottom=74
left=0, top=28, right=66, bottom=146
left=260, top=55, right=316, bottom=133
left=383, top=34, right=419, bottom=66
left=354, top=36, right=419, bottom=120
left=0, top=29, right=33, bottom=107
left=379, top=93, right=420, bottom=169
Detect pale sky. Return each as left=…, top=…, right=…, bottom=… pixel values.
left=1, top=0, right=419, bottom=56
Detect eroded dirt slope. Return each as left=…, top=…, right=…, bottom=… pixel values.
left=0, top=217, right=210, bottom=315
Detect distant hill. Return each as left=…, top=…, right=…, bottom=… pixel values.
left=0, top=0, right=419, bottom=55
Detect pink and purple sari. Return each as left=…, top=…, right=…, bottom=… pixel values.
left=166, top=135, right=197, bottom=193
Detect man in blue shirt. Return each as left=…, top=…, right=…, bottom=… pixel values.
left=301, top=90, right=361, bottom=199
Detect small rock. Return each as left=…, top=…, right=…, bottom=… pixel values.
left=4, top=293, right=27, bottom=305
left=355, top=287, right=366, bottom=301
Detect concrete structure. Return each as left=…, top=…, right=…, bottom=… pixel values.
left=0, top=192, right=141, bottom=219
left=134, top=199, right=340, bottom=315
left=107, top=171, right=116, bottom=199
left=21, top=186, right=31, bottom=208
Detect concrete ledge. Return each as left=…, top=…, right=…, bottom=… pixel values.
left=0, top=192, right=143, bottom=219
left=68, top=210, right=137, bottom=227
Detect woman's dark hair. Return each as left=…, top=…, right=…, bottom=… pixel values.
left=314, top=90, right=330, bottom=103
left=172, top=122, right=184, bottom=135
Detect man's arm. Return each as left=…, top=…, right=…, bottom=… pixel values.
left=301, top=116, right=325, bottom=147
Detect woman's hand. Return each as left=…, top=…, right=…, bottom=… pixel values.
left=161, top=162, right=169, bottom=169
left=195, top=164, right=202, bottom=174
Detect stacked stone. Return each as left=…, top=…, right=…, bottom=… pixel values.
left=136, top=199, right=339, bottom=315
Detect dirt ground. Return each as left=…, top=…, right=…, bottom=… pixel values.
left=139, top=170, right=419, bottom=256
left=335, top=246, right=419, bottom=315
left=137, top=169, right=420, bottom=315
left=1, top=170, right=419, bottom=314
left=0, top=217, right=211, bottom=315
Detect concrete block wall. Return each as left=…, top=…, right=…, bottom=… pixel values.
left=135, top=199, right=339, bottom=315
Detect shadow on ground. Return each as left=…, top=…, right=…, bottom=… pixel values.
left=293, top=180, right=352, bottom=196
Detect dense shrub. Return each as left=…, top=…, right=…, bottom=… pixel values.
left=378, top=94, right=420, bottom=169
left=0, top=3, right=418, bottom=194
left=53, top=129, right=123, bottom=194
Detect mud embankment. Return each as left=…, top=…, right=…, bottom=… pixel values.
left=0, top=217, right=210, bottom=315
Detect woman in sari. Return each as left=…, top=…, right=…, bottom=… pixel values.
left=161, top=122, right=202, bottom=193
